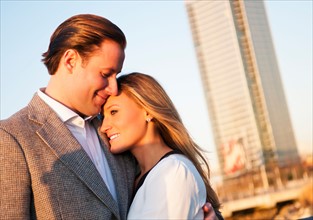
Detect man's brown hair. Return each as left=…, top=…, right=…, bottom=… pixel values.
left=42, top=14, right=126, bottom=75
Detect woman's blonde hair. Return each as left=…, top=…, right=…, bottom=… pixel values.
left=117, top=72, right=221, bottom=211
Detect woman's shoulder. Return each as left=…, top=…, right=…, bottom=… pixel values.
left=157, top=154, right=197, bottom=173
left=129, top=154, right=206, bottom=219
left=148, top=153, right=205, bottom=188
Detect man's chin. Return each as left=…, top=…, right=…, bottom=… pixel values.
left=95, top=94, right=107, bottom=105
left=92, top=100, right=104, bottom=111
left=84, top=107, right=101, bottom=117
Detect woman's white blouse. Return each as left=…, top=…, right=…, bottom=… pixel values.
left=127, top=154, right=206, bottom=219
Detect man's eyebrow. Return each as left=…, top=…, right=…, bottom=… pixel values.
left=100, top=68, right=115, bottom=74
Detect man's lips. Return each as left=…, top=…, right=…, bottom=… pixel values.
left=95, top=92, right=108, bottom=105
left=96, top=92, right=107, bottom=100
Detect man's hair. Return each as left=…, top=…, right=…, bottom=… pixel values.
left=42, top=14, right=126, bottom=75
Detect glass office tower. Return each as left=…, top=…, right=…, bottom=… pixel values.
left=186, top=0, right=300, bottom=181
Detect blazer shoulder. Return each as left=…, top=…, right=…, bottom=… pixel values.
left=0, top=93, right=50, bottom=134
left=0, top=106, right=29, bottom=132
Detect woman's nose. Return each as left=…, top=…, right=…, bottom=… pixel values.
left=100, top=119, right=110, bottom=133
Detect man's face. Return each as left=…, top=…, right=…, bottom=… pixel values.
left=68, top=40, right=125, bottom=117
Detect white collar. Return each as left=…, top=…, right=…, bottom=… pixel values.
left=37, top=88, right=92, bottom=123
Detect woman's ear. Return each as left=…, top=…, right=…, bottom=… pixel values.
left=145, top=111, right=153, bottom=123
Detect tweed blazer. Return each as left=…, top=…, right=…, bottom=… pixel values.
left=0, top=93, right=136, bottom=220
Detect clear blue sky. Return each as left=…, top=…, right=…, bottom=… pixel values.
left=1, top=0, right=312, bottom=173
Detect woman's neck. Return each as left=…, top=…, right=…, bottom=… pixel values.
left=131, top=142, right=172, bottom=177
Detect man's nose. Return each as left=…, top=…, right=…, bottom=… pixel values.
left=105, top=77, right=118, bottom=96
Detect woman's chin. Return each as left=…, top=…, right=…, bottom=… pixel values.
left=110, top=147, right=124, bottom=154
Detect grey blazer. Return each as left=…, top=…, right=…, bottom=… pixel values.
left=0, top=93, right=136, bottom=220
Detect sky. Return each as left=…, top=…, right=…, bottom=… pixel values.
left=1, top=0, right=312, bottom=173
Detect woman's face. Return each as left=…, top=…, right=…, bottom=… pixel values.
left=101, top=91, right=149, bottom=153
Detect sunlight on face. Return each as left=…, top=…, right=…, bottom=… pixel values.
left=101, top=92, right=149, bottom=153
left=68, top=40, right=125, bottom=116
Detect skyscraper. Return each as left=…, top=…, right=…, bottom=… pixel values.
left=186, top=0, right=300, bottom=181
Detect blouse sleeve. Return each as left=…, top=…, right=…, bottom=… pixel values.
left=127, top=156, right=206, bottom=219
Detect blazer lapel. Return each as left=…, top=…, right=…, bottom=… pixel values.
left=94, top=119, right=131, bottom=218
left=28, top=94, right=120, bottom=218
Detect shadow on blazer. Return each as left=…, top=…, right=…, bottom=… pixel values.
left=0, top=93, right=136, bottom=220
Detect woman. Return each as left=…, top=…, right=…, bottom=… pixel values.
left=101, top=72, right=223, bottom=219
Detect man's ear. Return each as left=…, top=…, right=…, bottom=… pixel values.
left=63, top=49, right=78, bottom=72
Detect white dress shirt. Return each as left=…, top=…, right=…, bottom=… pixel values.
left=37, top=89, right=117, bottom=201
left=127, top=154, right=206, bottom=219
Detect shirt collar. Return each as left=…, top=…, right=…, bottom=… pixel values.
left=37, top=88, right=93, bottom=123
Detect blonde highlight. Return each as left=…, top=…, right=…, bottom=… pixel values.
left=117, top=72, right=221, bottom=211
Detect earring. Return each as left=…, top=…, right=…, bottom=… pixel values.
left=146, top=118, right=151, bottom=123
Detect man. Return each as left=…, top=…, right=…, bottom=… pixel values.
left=1, top=14, right=136, bottom=219
left=0, top=14, right=219, bottom=220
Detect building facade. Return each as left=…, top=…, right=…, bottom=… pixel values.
left=186, top=0, right=300, bottom=181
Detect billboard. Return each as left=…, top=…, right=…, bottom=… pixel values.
left=222, top=138, right=246, bottom=175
